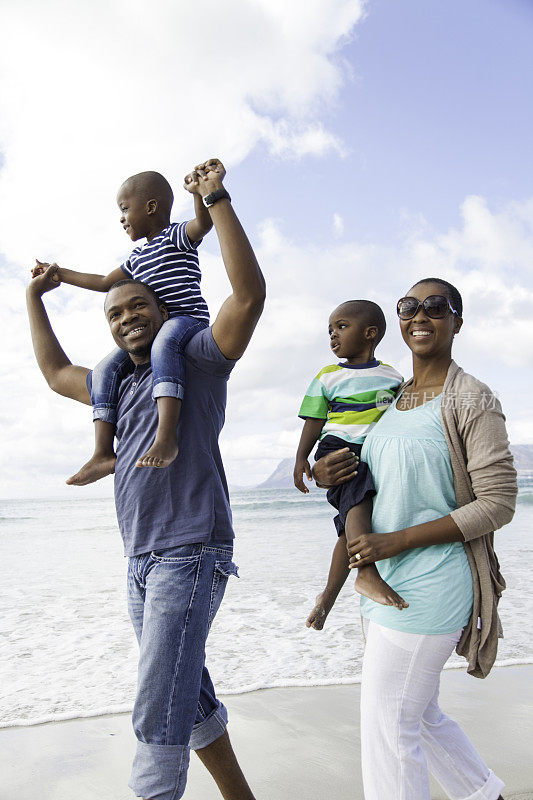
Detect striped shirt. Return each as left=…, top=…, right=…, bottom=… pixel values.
left=120, top=222, right=209, bottom=323
left=299, top=359, right=403, bottom=444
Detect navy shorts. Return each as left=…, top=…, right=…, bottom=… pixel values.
left=314, top=435, right=376, bottom=536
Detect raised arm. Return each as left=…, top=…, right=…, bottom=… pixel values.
left=26, top=266, right=91, bottom=404
left=33, top=260, right=124, bottom=292
left=185, top=193, right=214, bottom=244
left=185, top=159, right=265, bottom=359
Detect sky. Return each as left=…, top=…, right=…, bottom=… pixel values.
left=1, top=0, right=533, bottom=497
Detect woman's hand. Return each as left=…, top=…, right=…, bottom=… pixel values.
left=347, top=532, right=404, bottom=568
left=312, top=447, right=358, bottom=488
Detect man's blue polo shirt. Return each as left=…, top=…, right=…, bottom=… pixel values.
left=87, top=328, right=237, bottom=556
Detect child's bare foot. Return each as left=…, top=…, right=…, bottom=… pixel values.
left=136, top=438, right=179, bottom=469
left=306, top=592, right=334, bottom=630
left=66, top=454, right=116, bottom=485
left=354, top=566, right=408, bottom=610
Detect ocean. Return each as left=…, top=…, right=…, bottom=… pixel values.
left=1, top=488, right=532, bottom=728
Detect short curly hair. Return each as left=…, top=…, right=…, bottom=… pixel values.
left=334, top=300, right=387, bottom=344
left=105, top=279, right=166, bottom=310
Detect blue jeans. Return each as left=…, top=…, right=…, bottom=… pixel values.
left=91, top=316, right=208, bottom=423
left=127, top=542, right=238, bottom=800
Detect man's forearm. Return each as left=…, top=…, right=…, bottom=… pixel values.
left=192, top=159, right=265, bottom=359
left=208, top=199, right=265, bottom=305
left=26, top=284, right=90, bottom=403
left=208, top=195, right=266, bottom=360
left=27, top=286, right=73, bottom=386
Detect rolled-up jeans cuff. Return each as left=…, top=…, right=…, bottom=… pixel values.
left=464, top=769, right=505, bottom=800
left=189, top=702, right=228, bottom=750
left=129, top=741, right=190, bottom=800
left=152, top=381, right=185, bottom=401
left=92, top=406, right=117, bottom=424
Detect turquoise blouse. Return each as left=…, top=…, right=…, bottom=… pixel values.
left=359, top=394, right=473, bottom=634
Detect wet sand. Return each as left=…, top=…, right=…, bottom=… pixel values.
left=2, top=665, right=532, bottom=799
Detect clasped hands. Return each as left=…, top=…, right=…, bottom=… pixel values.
left=29, top=259, right=61, bottom=295
left=184, top=157, right=226, bottom=197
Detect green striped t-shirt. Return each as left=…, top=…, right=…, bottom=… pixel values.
left=299, top=359, right=403, bottom=444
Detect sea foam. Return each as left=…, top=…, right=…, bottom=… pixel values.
left=1, top=490, right=532, bottom=728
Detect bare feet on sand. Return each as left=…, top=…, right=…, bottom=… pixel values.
left=354, top=565, right=408, bottom=610
left=66, top=454, right=116, bottom=485
left=136, top=437, right=179, bottom=469
left=306, top=592, right=334, bottom=630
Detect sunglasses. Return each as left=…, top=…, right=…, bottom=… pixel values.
left=396, top=295, right=458, bottom=320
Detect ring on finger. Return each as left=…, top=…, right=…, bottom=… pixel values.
left=354, top=552, right=362, bottom=561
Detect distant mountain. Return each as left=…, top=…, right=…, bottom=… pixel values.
left=257, top=458, right=294, bottom=489
left=511, top=444, right=533, bottom=472
left=257, top=445, right=533, bottom=489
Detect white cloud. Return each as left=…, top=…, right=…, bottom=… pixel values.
left=219, top=194, right=533, bottom=485
left=0, top=0, right=363, bottom=271
left=1, top=2, right=532, bottom=495
left=333, top=213, right=344, bottom=236
left=0, top=0, right=367, bottom=496
left=3, top=192, right=533, bottom=494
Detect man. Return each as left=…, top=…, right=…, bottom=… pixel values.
left=26, top=160, right=265, bottom=800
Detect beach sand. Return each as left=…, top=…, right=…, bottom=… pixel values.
left=2, top=665, right=532, bottom=800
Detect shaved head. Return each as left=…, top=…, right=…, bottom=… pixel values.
left=104, top=278, right=164, bottom=312
left=119, top=171, right=174, bottom=216
left=335, top=300, right=387, bottom=344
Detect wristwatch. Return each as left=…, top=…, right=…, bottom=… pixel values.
left=202, top=187, right=231, bottom=208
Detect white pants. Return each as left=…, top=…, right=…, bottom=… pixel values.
left=360, top=621, right=505, bottom=800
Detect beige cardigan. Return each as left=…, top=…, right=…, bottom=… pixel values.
left=426, top=361, right=517, bottom=678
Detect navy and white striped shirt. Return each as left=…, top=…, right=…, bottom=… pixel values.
left=120, top=221, right=209, bottom=323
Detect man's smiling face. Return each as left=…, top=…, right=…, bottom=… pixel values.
left=104, top=282, right=167, bottom=364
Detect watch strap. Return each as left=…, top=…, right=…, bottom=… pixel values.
left=202, top=187, right=231, bottom=208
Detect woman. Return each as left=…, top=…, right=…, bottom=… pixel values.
left=313, top=278, right=517, bottom=800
